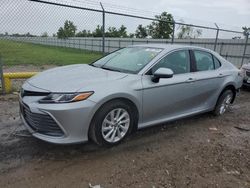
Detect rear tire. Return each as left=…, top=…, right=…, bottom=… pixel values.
left=89, top=100, right=136, bottom=146
left=213, top=90, right=234, bottom=116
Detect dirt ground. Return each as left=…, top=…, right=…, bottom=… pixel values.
left=0, top=90, right=250, bottom=188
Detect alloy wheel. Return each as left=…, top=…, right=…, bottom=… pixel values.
left=101, top=108, right=130, bottom=143
left=219, top=94, right=233, bottom=115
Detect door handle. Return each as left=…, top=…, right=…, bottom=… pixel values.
left=185, top=78, right=196, bottom=83
left=217, top=73, right=224, bottom=78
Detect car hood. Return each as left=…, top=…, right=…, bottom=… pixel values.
left=27, top=64, right=127, bottom=92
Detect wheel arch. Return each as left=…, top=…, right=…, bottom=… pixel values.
left=218, top=84, right=237, bottom=104
left=88, top=95, right=140, bottom=138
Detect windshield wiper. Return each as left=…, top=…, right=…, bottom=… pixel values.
left=90, top=64, right=121, bottom=72
left=101, top=66, right=121, bottom=72
left=89, top=64, right=97, bottom=67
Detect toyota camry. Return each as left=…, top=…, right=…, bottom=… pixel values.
left=19, top=44, right=243, bottom=146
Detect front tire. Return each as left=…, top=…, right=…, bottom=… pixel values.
left=89, top=100, right=136, bottom=146
left=213, top=90, right=234, bottom=116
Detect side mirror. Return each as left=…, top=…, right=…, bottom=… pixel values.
left=151, top=68, right=174, bottom=83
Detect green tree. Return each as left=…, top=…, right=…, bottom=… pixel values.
left=118, top=25, right=128, bottom=38
left=92, top=25, right=103, bottom=37
left=177, top=25, right=202, bottom=39
left=242, top=26, right=250, bottom=37
left=106, top=27, right=119, bottom=37
left=86, top=30, right=92, bottom=37
left=105, top=25, right=128, bottom=38
left=41, top=32, right=48, bottom=37
left=76, top=31, right=84, bottom=37
left=57, top=27, right=64, bottom=38
left=57, top=20, right=77, bottom=39
left=148, top=12, right=174, bottom=39
left=135, top=24, right=148, bottom=38
left=76, top=29, right=93, bottom=37
left=129, top=33, right=135, bottom=38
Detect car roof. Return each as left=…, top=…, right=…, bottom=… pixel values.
left=130, top=44, right=213, bottom=53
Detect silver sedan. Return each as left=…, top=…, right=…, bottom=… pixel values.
left=19, top=44, right=243, bottom=146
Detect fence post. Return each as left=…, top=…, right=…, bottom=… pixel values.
left=171, top=21, right=175, bottom=44
left=214, top=23, right=219, bottom=51
left=91, top=38, right=94, bottom=52
left=0, top=56, right=6, bottom=94
left=241, top=33, right=249, bottom=66
left=100, top=2, right=105, bottom=55
left=219, top=42, right=224, bottom=55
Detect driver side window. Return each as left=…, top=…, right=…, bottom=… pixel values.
left=151, top=50, right=191, bottom=75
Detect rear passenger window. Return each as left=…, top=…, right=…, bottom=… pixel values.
left=213, top=57, right=221, bottom=69
left=194, top=51, right=214, bottom=71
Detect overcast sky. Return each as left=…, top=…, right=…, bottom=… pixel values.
left=113, top=0, right=250, bottom=28
left=0, top=0, right=249, bottom=38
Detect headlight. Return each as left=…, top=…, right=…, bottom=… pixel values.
left=39, top=92, right=94, bottom=103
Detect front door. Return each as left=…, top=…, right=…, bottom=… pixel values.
left=141, top=50, right=198, bottom=127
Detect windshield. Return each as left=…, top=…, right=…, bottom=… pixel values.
left=92, top=47, right=163, bottom=74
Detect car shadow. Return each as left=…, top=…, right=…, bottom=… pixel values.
left=1, top=111, right=216, bottom=163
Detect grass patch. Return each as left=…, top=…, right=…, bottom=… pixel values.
left=0, top=40, right=102, bottom=66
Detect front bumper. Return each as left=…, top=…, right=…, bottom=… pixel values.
left=19, top=95, right=97, bottom=144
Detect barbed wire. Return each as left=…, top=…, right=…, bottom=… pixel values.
left=41, top=0, right=244, bottom=32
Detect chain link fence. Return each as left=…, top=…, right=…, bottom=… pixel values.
left=0, top=0, right=249, bottom=94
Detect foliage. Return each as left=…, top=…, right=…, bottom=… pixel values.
left=242, top=26, right=250, bottom=37
left=105, top=25, right=128, bottom=38
left=106, top=27, right=119, bottom=37
left=76, top=30, right=93, bottom=37
left=55, top=12, right=173, bottom=39
left=75, top=25, right=129, bottom=38
left=135, top=25, right=148, bottom=38
left=147, top=12, right=174, bottom=39
left=118, top=25, right=128, bottom=38
left=57, top=20, right=77, bottom=39
left=177, top=25, right=202, bottom=39
left=92, top=25, right=103, bottom=37
left=41, top=32, right=48, bottom=37
left=9, top=32, right=36, bottom=37
left=129, top=33, right=135, bottom=38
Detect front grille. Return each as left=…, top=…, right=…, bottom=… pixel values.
left=20, top=103, right=64, bottom=137
left=246, top=71, right=250, bottom=77
left=21, top=89, right=50, bottom=98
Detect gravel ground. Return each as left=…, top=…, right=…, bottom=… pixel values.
left=0, top=90, right=249, bottom=188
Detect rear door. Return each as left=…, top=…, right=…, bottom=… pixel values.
left=189, top=50, right=225, bottom=110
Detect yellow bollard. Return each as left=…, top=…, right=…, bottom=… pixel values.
left=4, top=77, right=12, bottom=93
left=3, top=72, right=38, bottom=93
